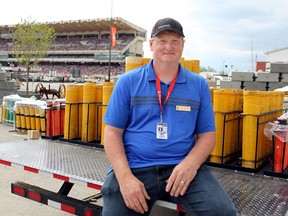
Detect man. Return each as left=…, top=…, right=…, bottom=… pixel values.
left=102, top=17, right=237, bottom=216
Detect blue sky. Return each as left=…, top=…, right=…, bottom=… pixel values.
left=1, top=0, right=288, bottom=72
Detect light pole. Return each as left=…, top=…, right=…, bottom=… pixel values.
left=107, top=0, right=113, bottom=82
left=251, top=36, right=254, bottom=72
left=222, top=60, right=226, bottom=74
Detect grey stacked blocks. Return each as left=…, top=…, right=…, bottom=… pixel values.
left=0, top=71, right=17, bottom=104
left=219, top=71, right=254, bottom=90
left=266, top=62, right=288, bottom=73
left=219, top=62, right=288, bottom=91
left=281, top=74, right=288, bottom=82
left=255, top=72, right=279, bottom=82
left=231, top=71, right=255, bottom=82
left=219, top=80, right=242, bottom=89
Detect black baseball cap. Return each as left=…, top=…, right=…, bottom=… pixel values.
left=151, top=18, right=185, bottom=38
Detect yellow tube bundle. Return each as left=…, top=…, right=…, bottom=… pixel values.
left=82, top=82, right=97, bottom=142
left=180, top=58, right=200, bottom=74
left=101, top=84, right=114, bottom=144
left=125, top=56, right=142, bottom=72
left=64, top=84, right=82, bottom=140
left=15, top=104, right=21, bottom=131
left=242, top=90, right=284, bottom=169
left=95, top=84, right=104, bottom=141
left=210, top=89, right=242, bottom=163
left=29, top=105, right=36, bottom=130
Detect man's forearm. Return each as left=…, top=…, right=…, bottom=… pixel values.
left=104, top=125, right=132, bottom=183
left=183, top=131, right=216, bottom=169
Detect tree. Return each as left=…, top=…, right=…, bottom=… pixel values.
left=12, top=18, right=56, bottom=95
left=200, top=66, right=217, bottom=73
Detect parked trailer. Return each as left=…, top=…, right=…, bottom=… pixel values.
left=0, top=138, right=288, bottom=215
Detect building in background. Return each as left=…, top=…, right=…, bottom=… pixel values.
left=256, top=46, right=288, bottom=72
left=0, top=17, right=147, bottom=82
left=265, top=46, right=288, bottom=62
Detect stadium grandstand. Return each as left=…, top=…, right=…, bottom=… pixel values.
left=0, top=17, right=147, bottom=82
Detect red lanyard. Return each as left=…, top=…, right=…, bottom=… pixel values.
left=156, top=75, right=177, bottom=121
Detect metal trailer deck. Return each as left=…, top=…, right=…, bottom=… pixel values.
left=0, top=138, right=288, bottom=216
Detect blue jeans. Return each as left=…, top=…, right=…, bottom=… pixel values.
left=101, top=165, right=237, bottom=216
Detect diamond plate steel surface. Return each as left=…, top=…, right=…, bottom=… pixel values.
left=0, top=139, right=288, bottom=215
left=211, top=167, right=288, bottom=216
left=0, top=139, right=110, bottom=184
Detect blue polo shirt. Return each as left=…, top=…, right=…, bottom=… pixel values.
left=104, top=60, right=215, bottom=168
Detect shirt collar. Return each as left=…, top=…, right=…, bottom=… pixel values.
left=147, top=59, right=187, bottom=83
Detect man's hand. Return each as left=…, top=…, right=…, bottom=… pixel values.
left=119, top=174, right=151, bottom=214
left=165, top=162, right=197, bottom=197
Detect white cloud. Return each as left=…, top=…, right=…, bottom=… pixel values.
left=1, top=0, right=288, bottom=72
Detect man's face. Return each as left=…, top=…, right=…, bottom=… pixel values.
left=150, top=31, right=184, bottom=64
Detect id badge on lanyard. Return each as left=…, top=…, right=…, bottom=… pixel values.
left=157, top=122, right=168, bottom=139
left=155, top=74, right=177, bottom=140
